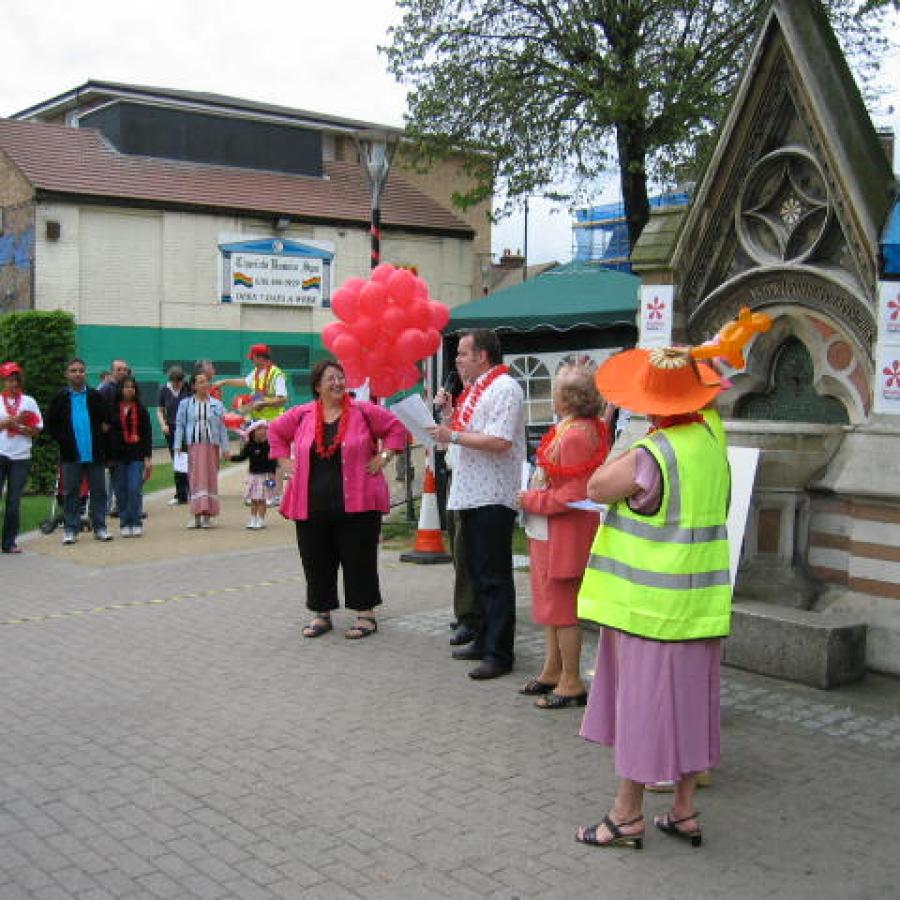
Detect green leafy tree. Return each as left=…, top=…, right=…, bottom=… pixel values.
left=0, top=310, right=76, bottom=492
left=384, top=0, right=889, bottom=250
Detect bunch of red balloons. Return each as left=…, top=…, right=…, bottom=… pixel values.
left=322, top=263, right=450, bottom=397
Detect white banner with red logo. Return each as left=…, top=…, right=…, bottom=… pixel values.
left=639, top=284, right=673, bottom=348
left=875, top=281, right=900, bottom=414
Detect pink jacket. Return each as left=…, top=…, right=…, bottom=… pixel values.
left=268, top=400, right=408, bottom=520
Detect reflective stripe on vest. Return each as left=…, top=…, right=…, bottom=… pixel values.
left=577, top=422, right=731, bottom=641
left=255, top=365, right=285, bottom=421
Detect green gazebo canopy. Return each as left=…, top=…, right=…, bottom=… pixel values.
left=448, top=261, right=640, bottom=333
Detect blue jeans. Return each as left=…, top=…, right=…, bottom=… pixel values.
left=114, top=460, right=145, bottom=528
left=459, top=504, right=517, bottom=669
left=0, top=455, right=31, bottom=551
left=61, top=461, right=107, bottom=534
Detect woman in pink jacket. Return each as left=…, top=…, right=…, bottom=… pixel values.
left=518, top=364, right=610, bottom=708
left=268, top=360, right=408, bottom=640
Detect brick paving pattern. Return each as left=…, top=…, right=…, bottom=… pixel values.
left=2, top=484, right=900, bottom=899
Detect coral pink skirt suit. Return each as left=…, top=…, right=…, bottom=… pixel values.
left=519, top=419, right=608, bottom=627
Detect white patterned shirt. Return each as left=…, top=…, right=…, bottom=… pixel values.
left=447, top=372, right=525, bottom=512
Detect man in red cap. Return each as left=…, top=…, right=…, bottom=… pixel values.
left=214, top=344, right=287, bottom=422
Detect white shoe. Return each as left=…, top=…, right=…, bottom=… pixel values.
left=200, top=515, right=212, bottom=529
left=120, top=526, right=133, bottom=538
left=62, top=531, right=77, bottom=545
left=187, top=516, right=201, bottom=529
left=132, top=525, right=143, bottom=537
left=256, top=518, right=266, bottom=529
left=246, top=517, right=256, bottom=529
left=167, top=497, right=181, bottom=506
left=94, top=529, right=113, bottom=542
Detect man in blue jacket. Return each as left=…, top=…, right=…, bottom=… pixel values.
left=45, top=358, right=114, bottom=544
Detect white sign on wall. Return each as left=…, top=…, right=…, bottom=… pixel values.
left=219, top=237, right=334, bottom=308
left=229, top=253, right=324, bottom=307
left=639, top=284, right=674, bottom=347
left=875, top=343, right=900, bottom=414
left=879, top=281, right=900, bottom=339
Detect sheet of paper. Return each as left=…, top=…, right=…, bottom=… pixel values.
left=566, top=499, right=608, bottom=513
left=388, top=393, right=436, bottom=449
left=521, top=461, right=532, bottom=491
left=726, top=446, right=760, bottom=588
left=523, top=512, right=548, bottom=541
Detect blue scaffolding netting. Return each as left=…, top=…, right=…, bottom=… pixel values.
left=573, top=192, right=691, bottom=270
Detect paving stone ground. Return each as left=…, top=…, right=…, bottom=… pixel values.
left=3, top=480, right=900, bottom=899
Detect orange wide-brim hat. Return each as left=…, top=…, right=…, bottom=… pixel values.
left=594, top=347, right=722, bottom=415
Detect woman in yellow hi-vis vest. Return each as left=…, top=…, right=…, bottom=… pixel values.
left=575, top=346, right=730, bottom=852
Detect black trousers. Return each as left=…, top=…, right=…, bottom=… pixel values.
left=459, top=504, right=517, bottom=668
left=447, top=508, right=478, bottom=629
left=164, top=428, right=189, bottom=502
left=295, top=510, right=383, bottom=613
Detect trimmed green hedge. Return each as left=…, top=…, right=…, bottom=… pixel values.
left=0, top=311, right=76, bottom=493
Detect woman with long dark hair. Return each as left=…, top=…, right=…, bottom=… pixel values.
left=174, top=371, right=230, bottom=529
left=110, top=376, right=153, bottom=537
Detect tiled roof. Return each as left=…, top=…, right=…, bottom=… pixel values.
left=0, top=118, right=473, bottom=236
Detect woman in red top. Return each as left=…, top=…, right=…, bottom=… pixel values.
left=109, top=377, right=153, bottom=537
left=518, top=364, right=609, bottom=709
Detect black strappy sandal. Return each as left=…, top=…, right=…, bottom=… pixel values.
left=302, top=615, right=333, bottom=638
left=534, top=691, right=588, bottom=710
left=575, top=814, right=644, bottom=850
left=345, top=616, right=378, bottom=640
left=518, top=679, right=557, bottom=696
left=654, top=811, right=702, bottom=847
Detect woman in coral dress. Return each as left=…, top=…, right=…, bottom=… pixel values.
left=518, top=364, right=609, bottom=709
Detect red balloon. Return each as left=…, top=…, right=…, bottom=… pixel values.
left=343, top=362, right=366, bottom=388
left=322, top=321, right=348, bottom=351
left=397, top=364, right=421, bottom=391
left=422, top=328, right=442, bottom=356
left=407, top=299, right=431, bottom=332
left=367, top=343, right=394, bottom=373
left=223, top=412, right=245, bottom=431
left=231, top=394, right=251, bottom=410
left=397, top=328, right=427, bottom=364
left=381, top=304, right=408, bottom=337
left=371, top=263, right=396, bottom=284
left=331, top=287, right=359, bottom=323
left=342, top=277, right=367, bottom=296
left=332, top=333, right=363, bottom=361
left=370, top=368, right=399, bottom=397
left=350, top=315, right=379, bottom=347
left=359, top=280, right=388, bottom=317
left=387, top=268, right=417, bottom=306
left=427, top=301, right=450, bottom=331
left=413, top=276, right=430, bottom=300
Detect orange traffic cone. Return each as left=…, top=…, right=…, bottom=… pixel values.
left=400, top=465, right=452, bottom=564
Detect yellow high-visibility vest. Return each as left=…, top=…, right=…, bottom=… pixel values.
left=252, top=365, right=286, bottom=421
left=578, top=419, right=732, bottom=641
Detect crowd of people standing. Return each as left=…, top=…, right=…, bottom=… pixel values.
left=1, top=326, right=733, bottom=852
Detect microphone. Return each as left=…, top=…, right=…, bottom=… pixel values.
left=435, top=370, right=462, bottom=406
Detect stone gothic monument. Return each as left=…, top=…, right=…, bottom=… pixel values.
left=631, top=0, right=900, bottom=677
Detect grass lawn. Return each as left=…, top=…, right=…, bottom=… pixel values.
left=14, top=462, right=179, bottom=536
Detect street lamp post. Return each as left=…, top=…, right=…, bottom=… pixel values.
left=353, top=129, right=399, bottom=271
left=352, top=129, right=416, bottom=521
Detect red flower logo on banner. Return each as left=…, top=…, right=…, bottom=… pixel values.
left=882, top=359, right=900, bottom=388
left=889, top=294, right=900, bottom=321
left=647, top=296, right=666, bottom=320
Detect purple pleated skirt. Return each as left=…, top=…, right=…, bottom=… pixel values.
left=580, top=627, right=721, bottom=784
